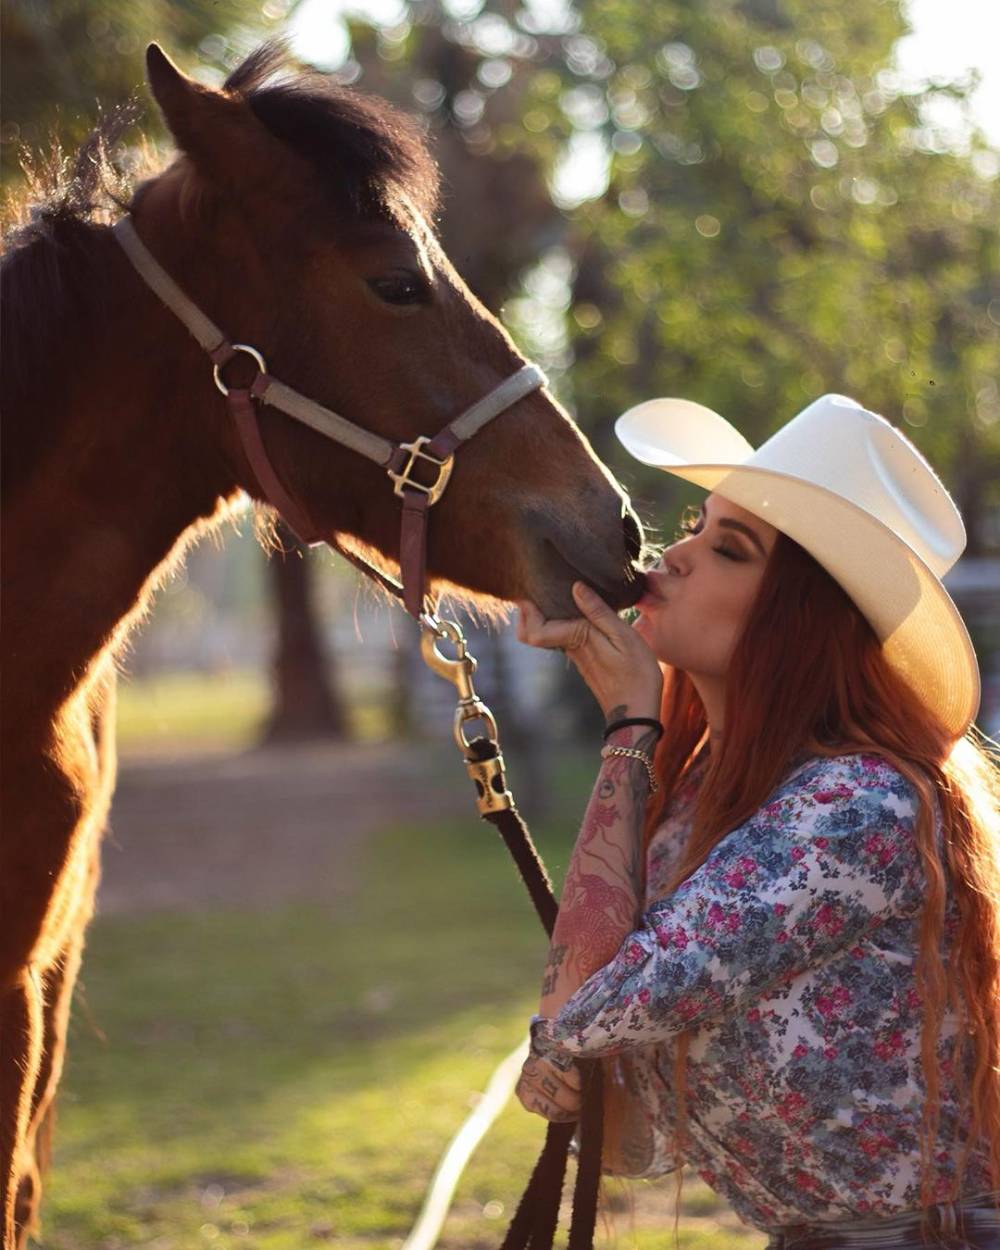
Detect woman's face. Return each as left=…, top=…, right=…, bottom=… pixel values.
left=635, top=493, right=778, bottom=680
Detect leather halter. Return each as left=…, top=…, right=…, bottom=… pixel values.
left=112, top=216, right=546, bottom=618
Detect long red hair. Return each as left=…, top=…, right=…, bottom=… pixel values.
left=603, top=517, right=1000, bottom=1216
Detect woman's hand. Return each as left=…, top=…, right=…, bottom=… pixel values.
left=515, top=1052, right=582, bottom=1123
left=516, top=582, right=663, bottom=720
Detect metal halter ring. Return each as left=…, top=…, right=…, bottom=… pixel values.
left=213, top=343, right=268, bottom=396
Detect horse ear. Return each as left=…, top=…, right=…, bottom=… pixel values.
left=145, top=43, right=237, bottom=164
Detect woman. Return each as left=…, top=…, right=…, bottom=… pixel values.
left=514, top=393, right=1000, bottom=1249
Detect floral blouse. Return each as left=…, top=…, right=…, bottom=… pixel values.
left=535, top=751, right=991, bottom=1230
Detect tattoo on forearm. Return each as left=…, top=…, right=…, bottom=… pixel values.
left=541, top=751, right=648, bottom=994
left=541, top=942, right=567, bottom=995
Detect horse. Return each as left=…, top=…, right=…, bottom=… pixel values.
left=0, top=40, right=644, bottom=1246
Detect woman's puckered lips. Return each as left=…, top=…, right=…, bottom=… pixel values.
left=639, top=570, right=671, bottom=603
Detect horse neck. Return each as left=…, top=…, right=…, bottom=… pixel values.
left=2, top=220, right=243, bottom=730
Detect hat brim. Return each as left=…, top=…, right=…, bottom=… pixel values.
left=628, top=450, right=981, bottom=741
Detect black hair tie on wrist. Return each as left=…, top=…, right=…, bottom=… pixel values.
left=603, top=716, right=664, bottom=742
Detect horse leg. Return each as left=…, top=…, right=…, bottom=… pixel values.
left=1, top=669, right=115, bottom=1249
left=0, top=970, right=44, bottom=1250
left=13, top=845, right=98, bottom=1249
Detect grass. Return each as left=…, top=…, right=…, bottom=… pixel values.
left=115, top=670, right=396, bottom=755
left=41, top=742, right=764, bottom=1250
left=115, top=671, right=270, bottom=753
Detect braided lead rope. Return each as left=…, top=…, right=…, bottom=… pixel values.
left=464, top=741, right=602, bottom=1250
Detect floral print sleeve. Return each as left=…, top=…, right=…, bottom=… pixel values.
left=538, top=753, right=925, bottom=1057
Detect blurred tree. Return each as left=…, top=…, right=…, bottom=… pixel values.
left=262, top=527, right=347, bottom=742
left=309, top=0, right=998, bottom=552
left=493, top=0, right=999, bottom=547
left=0, top=0, right=262, bottom=185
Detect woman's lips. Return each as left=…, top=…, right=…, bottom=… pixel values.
left=636, top=573, right=670, bottom=610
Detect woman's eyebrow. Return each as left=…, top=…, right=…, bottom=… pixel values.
left=702, top=499, right=767, bottom=557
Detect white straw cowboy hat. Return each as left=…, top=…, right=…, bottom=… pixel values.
left=615, top=392, right=980, bottom=740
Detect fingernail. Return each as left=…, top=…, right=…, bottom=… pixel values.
left=573, top=581, right=594, bottom=599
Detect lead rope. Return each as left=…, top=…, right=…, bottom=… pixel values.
left=419, top=617, right=603, bottom=1250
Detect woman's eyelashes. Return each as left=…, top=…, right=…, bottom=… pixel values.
left=676, top=516, right=746, bottom=562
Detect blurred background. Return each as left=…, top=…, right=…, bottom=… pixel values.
left=3, top=1, right=998, bottom=1247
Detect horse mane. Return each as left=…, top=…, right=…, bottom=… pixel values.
left=1, top=105, right=138, bottom=498
left=0, top=40, right=440, bottom=498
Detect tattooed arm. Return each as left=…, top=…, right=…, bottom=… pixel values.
left=538, top=718, right=658, bottom=1017
left=513, top=581, right=662, bottom=1124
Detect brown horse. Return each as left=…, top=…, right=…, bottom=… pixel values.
left=0, top=40, right=643, bottom=1247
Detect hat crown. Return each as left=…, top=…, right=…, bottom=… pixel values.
left=752, top=395, right=965, bottom=576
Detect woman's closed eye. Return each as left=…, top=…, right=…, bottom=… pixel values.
left=676, top=515, right=746, bottom=562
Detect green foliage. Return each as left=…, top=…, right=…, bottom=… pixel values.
left=0, top=0, right=264, bottom=182
left=326, top=0, right=999, bottom=544
left=536, top=0, right=1000, bottom=541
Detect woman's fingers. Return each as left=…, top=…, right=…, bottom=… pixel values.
left=516, top=585, right=627, bottom=650
left=516, top=600, right=589, bottom=651
left=516, top=590, right=662, bottom=718
left=570, top=582, right=627, bottom=644
left=524, top=1054, right=583, bottom=1089
left=516, top=1055, right=582, bottom=1123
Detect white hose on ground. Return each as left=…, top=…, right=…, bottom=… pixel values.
left=400, top=1035, right=530, bottom=1250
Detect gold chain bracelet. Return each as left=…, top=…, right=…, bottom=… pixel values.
left=600, top=744, right=660, bottom=794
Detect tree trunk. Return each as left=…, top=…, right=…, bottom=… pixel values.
left=260, top=525, right=348, bottom=743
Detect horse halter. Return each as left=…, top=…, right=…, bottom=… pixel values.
left=112, top=216, right=546, bottom=618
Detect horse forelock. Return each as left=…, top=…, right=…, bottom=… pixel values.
left=225, top=39, right=440, bottom=225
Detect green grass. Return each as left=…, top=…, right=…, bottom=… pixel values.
left=115, top=671, right=396, bottom=755
left=41, top=759, right=764, bottom=1250
left=116, top=671, right=270, bottom=753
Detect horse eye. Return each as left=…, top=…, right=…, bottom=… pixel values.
left=367, top=273, right=430, bottom=306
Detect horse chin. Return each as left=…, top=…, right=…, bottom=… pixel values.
left=524, top=542, right=646, bottom=620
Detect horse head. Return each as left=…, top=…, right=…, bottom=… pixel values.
left=132, top=42, right=645, bottom=619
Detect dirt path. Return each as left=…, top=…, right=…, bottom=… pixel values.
left=98, top=740, right=469, bottom=916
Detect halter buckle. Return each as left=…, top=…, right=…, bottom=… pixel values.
left=388, top=436, right=454, bottom=505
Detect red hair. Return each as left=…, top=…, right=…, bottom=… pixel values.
left=602, top=521, right=1000, bottom=1220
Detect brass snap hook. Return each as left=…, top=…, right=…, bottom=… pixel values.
left=418, top=614, right=515, bottom=814
left=419, top=618, right=477, bottom=704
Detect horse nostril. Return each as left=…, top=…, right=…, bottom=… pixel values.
left=623, top=509, right=643, bottom=565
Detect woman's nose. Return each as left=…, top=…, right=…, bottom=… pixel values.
left=654, top=544, right=686, bottom=577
